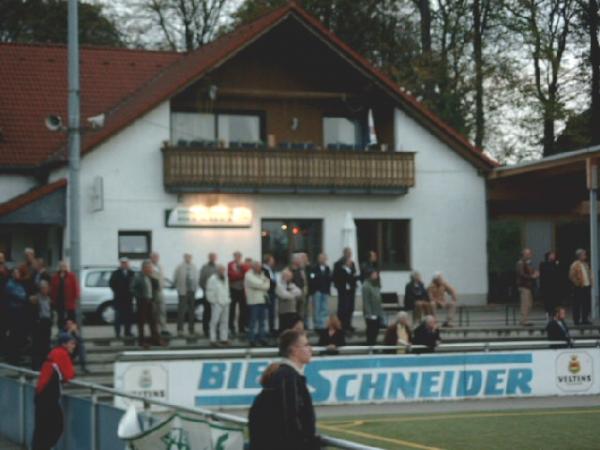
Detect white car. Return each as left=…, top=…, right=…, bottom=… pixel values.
left=80, top=266, right=203, bottom=324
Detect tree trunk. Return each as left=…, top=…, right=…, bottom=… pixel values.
left=589, top=0, right=600, bottom=145
left=415, top=0, right=435, bottom=102
left=472, top=0, right=485, bottom=148
left=543, top=86, right=557, bottom=156
left=416, top=0, right=432, bottom=53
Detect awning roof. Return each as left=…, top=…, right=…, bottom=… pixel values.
left=0, top=178, right=66, bottom=225
left=488, top=145, right=600, bottom=218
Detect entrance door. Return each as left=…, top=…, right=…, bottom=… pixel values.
left=555, top=221, right=589, bottom=265
left=261, top=219, right=323, bottom=270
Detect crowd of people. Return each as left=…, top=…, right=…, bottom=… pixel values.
left=516, top=247, right=593, bottom=326
left=163, top=247, right=457, bottom=351
left=0, top=249, right=88, bottom=372
left=1, top=245, right=462, bottom=363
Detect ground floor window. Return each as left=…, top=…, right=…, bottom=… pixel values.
left=118, top=231, right=152, bottom=259
left=261, top=219, right=322, bottom=270
left=355, top=219, right=410, bottom=270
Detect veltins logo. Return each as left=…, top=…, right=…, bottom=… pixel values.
left=556, top=351, right=593, bottom=392
left=123, top=365, right=169, bottom=410
left=139, top=369, right=153, bottom=389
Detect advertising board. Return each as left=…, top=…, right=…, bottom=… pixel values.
left=114, top=349, right=599, bottom=410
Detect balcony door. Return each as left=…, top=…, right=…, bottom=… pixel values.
left=171, top=111, right=263, bottom=145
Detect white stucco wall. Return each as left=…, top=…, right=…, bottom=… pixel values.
left=0, top=175, right=37, bottom=203
left=47, top=102, right=488, bottom=304
left=392, top=108, right=488, bottom=304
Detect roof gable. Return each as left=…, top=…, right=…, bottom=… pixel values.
left=0, top=2, right=496, bottom=171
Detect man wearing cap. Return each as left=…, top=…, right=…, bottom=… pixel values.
left=109, top=258, right=135, bottom=338
left=31, top=332, right=76, bottom=450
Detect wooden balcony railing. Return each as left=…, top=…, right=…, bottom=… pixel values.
left=162, top=145, right=415, bottom=194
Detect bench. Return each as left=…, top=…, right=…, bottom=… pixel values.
left=381, top=292, right=402, bottom=312
left=457, top=304, right=519, bottom=326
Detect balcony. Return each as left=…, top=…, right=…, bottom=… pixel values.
left=162, top=144, right=415, bottom=195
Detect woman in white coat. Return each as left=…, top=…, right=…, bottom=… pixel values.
left=205, top=265, right=231, bottom=346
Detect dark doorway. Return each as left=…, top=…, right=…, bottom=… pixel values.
left=556, top=221, right=589, bottom=266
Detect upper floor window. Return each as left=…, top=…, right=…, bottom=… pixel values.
left=323, top=117, right=362, bottom=148
left=171, top=111, right=262, bottom=145
left=218, top=114, right=260, bottom=143
left=171, top=112, right=215, bottom=143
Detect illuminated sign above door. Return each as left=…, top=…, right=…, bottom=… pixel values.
left=166, top=205, right=252, bottom=228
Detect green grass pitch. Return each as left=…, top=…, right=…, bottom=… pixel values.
left=318, top=406, right=600, bottom=450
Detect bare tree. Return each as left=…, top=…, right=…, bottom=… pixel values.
left=581, top=0, right=600, bottom=145
left=506, top=0, right=578, bottom=156
left=133, top=0, right=231, bottom=51
left=471, top=0, right=495, bottom=148
left=412, top=0, right=436, bottom=102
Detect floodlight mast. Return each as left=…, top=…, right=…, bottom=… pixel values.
left=68, top=0, right=81, bottom=281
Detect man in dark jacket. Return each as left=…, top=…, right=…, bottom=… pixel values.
left=546, top=306, right=573, bottom=348
left=0, top=252, right=8, bottom=355
left=413, top=315, right=441, bottom=353
left=539, top=251, right=563, bottom=319
left=248, top=329, right=320, bottom=450
left=109, top=258, right=135, bottom=338
left=360, top=250, right=379, bottom=283
left=262, top=254, right=277, bottom=336
left=4, top=268, right=28, bottom=364
left=333, top=248, right=358, bottom=333
left=130, top=260, right=162, bottom=348
left=308, top=253, right=331, bottom=331
left=404, top=271, right=431, bottom=322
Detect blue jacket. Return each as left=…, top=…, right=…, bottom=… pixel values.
left=5, top=278, right=27, bottom=309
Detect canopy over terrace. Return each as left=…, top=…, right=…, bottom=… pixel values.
left=488, top=144, right=600, bottom=319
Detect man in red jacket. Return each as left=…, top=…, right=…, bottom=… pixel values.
left=50, top=261, right=80, bottom=331
left=228, top=252, right=249, bottom=336
left=32, top=332, right=76, bottom=450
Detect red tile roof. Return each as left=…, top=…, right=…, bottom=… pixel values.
left=0, top=178, right=66, bottom=216
left=0, top=44, right=182, bottom=167
left=0, top=1, right=496, bottom=170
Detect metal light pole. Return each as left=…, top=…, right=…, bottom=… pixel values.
left=587, top=158, right=599, bottom=321
left=68, top=0, right=81, bottom=280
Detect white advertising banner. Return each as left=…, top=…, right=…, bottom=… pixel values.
left=114, top=349, right=600, bottom=410
left=124, top=414, right=244, bottom=450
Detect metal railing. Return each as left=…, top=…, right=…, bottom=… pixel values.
left=115, top=339, right=600, bottom=362
left=0, top=362, right=382, bottom=450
